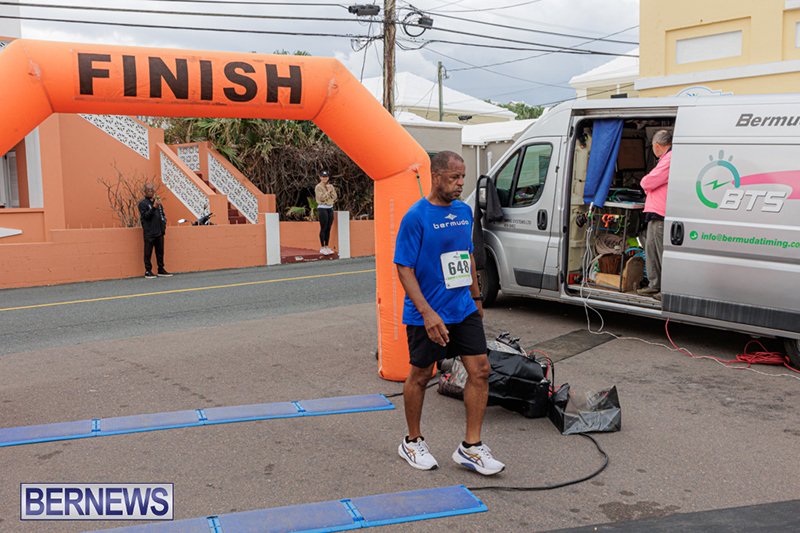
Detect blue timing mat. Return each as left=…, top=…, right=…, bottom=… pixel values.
left=101, top=485, right=487, bottom=533
left=0, top=394, right=393, bottom=448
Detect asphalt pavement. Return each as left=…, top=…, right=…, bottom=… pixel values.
left=0, top=258, right=376, bottom=356
left=1, top=257, right=799, bottom=532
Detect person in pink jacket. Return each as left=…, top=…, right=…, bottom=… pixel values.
left=637, top=129, right=672, bottom=301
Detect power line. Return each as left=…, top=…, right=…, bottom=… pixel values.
left=447, top=82, right=633, bottom=112
left=425, top=46, right=572, bottom=90
left=1, top=2, right=373, bottom=24
left=403, top=22, right=638, bottom=57
left=5, top=2, right=637, bottom=58
left=421, top=45, right=637, bottom=107
left=424, top=0, right=466, bottom=10
left=400, top=37, right=630, bottom=55
left=148, top=0, right=347, bottom=6
left=448, top=25, right=639, bottom=72
left=412, top=8, right=638, bottom=45
left=0, top=14, right=373, bottom=39
left=428, top=0, right=544, bottom=13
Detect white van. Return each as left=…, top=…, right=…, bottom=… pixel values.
left=475, top=95, right=800, bottom=368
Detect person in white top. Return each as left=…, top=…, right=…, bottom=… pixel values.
left=315, top=170, right=338, bottom=255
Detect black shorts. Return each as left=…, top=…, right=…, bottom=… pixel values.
left=406, top=311, right=487, bottom=368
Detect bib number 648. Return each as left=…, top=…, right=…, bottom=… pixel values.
left=448, top=259, right=470, bottom=276
left=441, top=251, right=472, bottom=289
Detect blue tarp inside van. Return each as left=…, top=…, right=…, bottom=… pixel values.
left=583, top=119, right=623, bottom=207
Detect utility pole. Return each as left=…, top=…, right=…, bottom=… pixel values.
left=437, top=61, right=444, bottom=122
left=383, top=0, right=396, bottom=115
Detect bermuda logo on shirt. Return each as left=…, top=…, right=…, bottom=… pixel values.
left=695, top=150, right=795, bottom=213
left=432, top=213, right=468, bottom=230
left=433, top=219, right=469, bottom=230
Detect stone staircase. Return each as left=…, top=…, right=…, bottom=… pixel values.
left=195, top=172, right=247, bottom=224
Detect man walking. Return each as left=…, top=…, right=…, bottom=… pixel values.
left=394, top=151, right=505, bottom=476
left=138, top=183, right=172, bottom=279
left=637, top=129, right=672, bottom=300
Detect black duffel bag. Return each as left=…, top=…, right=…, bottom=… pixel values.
left=487, top=336, right=551, bottom=419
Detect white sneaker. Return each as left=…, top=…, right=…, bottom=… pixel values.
left=452, top=442, right=505, bottom=476
left=320, top=247, right=327, bottom=255
left=398, top=437, right=439, bottom=470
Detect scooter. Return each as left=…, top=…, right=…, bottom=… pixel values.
left=178, top=212, right=214, bottom=226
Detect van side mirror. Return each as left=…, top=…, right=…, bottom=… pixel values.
left=477, top=175, right=489, bottom=209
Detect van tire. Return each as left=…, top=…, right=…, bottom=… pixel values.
left=784, top=338, right=800, bottom=370
left=479, top=257, right=500, bottom=308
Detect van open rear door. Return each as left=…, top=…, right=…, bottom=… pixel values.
left=662, top=102, right=800, bottom=339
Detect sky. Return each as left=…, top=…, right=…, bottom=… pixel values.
left=1, top=0, right=640, bottom=107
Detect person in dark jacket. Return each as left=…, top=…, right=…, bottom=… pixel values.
left=138, top=184, right=172, bottom=279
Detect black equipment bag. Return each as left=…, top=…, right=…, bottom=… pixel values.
left=486, top=334, right=550, bottom=418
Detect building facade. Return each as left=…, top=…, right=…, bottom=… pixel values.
left=637, top=0, right=800, bottom=96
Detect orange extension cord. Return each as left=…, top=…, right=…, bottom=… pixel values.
left=665, top=319, right=800, bottom=374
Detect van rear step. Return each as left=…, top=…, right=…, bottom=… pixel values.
left=567, top=284, right=662, bottom=309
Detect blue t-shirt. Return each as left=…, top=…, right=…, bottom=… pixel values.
left=394, top=198, right=477, bottom=326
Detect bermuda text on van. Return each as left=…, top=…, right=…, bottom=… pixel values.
left=735, top=113, right=800, bottom=127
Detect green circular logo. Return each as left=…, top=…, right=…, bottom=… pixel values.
left=695, top=152, right=740, bottom=209
left=689, top=230, right=698, bottom=240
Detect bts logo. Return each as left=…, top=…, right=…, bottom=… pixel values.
left=21, top=483, right=173, bottom=521
left=695, top=150, right=797, bottom=213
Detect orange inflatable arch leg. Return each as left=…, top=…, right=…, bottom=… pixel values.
left=0, top=39, right=427, bottom=381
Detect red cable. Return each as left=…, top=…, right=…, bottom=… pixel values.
left=665, top=319, right=800, bottom=373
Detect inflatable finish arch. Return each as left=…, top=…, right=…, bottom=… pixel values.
left=0, top=39, right=428, bottom=381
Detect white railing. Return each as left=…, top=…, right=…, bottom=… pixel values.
left=160, top=151, right=208, bottom=218
left=80, top=115, right=150, bottom=159
left=208, top=154, right=258, bottom=223
left=176, top=145, right=200, bottom=172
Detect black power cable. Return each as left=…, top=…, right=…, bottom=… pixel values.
left=383, top=375, right=610, bottom=493
left=468, top=434, right=609, bottom=492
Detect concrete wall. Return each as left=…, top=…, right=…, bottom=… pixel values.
left=402, top=123, right=463, bottom=155
left=0, top=219, right=375, bottom=288
left=279, top=215, right=375, bottom=257
left=0, top=224, right=265, bottom=288
left=0, top=208, right=46, bottom=243
left=39, top=114, right=181, bottom=229
left=638, top=0, right=800, bottom=96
